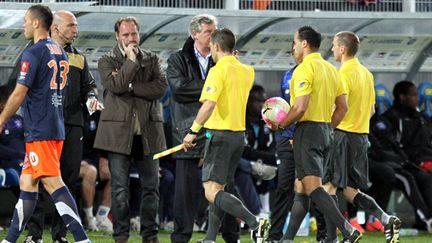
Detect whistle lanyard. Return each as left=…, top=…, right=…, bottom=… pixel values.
left=194, top=45, right=211, bottom=79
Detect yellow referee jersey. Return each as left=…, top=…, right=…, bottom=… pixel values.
left=290, top=53, right=345, bottom=123
left=200, top=56, right=254, bottom=131
left=337, top=58, right=375, bottom=134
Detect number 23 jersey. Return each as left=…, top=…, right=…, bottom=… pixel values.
left=17, top=38, right=69, bottom=142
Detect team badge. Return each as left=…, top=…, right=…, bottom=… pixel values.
left=18, top=61, right=29, bottom=80
left=29, top=151, right=39, bottom=166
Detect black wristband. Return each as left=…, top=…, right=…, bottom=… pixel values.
left=188, top=129, right=199, bottom=135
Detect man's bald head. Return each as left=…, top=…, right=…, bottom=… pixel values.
left=51, top=10, right=77, bottom=45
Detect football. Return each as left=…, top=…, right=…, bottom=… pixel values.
left=261, top=97, right=290, bottom=126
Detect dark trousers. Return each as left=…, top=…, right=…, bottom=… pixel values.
left=108, top=146, right=160, bottom=241
left=26, top=125, right=82, bottom=240
left=268, top=137, right=295, bottom=241
left=395, top=164, right=432, bottom=220
left=367, top=161, right=396, bottom=210
left=171, top=159, right=239, bottom=243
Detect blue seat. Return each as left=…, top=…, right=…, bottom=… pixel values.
left=374, top=83, right=392, bottom=114
left=418, top=82, right=432, bottom=119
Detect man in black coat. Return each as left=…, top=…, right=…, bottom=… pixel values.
left=166, top=14, right=239, bottom=243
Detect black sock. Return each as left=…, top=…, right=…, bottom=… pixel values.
left=324, top=195, right=339, bottom=241
left=353, top=192, right=390, bottom=225
left=214, top=191, right=258, bottom=229
left=310, top=187, right=353, bottom=238
left=281, top=193, right=310, bottom=241
left=204, top=203, right=225, bottom=241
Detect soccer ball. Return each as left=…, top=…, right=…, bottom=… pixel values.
left=261, top=97, right=290, bottom=126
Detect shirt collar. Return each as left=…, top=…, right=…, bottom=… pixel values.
left=118, top=44, right=126, bottom=57
left=341, top=57, right=360, bottom=69
left=302, top=52, right=322, bottom=63
left=194, top=45, right=211, bottom=59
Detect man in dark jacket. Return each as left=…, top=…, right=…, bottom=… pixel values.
left=384, top=80, right=432, bottom=166
left=369, top=112, right=432, bottom=232
left=383, top=80, right=432, bottom=231
left=94, top=16, right=167, bottom=243
left=166, top=14, right=239, bottom=243
left=22, top=10, right=99, bottom=243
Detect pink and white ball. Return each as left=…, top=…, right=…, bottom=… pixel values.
left=261, top=97, right=290, bottom=126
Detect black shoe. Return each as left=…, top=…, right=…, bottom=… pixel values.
left=384, top=216, right=401, bottom=243
left=251, top=218, right=270, bottom=243
left=23, top=236, right=43, bottom=243
left=339, top=229, right=362, bottom=243
left=53, top=237, right=68, bottom=243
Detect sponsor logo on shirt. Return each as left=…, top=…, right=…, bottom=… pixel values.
left=206, top=84, right=217, bottom=94
left=299, top=82, right=306, bottom=88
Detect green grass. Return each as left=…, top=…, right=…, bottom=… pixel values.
left=1, top=230, right=431, bottom=242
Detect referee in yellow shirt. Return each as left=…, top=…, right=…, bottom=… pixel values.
left=323, top=31, right=401, bottom=243
left=182, top=28, right=269, bottom=242
left=273, top=26, right=361, bottom=243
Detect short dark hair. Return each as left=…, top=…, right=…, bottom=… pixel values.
left=211, top=28, right=235, bottom=53
left=393, top=80, right=416, bottom=104
left=28, top=4, right=53, bottom=31
left=251, top=85, right=265, bottom=95
left=297, top=26, right=321, bottom=51
left=114, top=16, right=140, bottom=33
left=335, top=31, right=360, bottom=56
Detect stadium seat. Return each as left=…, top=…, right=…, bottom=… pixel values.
left=374, top=83, right=392, bottom=114
left=418, top=82, right=432, bottom=119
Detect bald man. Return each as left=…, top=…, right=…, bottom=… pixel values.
left=24, top=10, right=99, bottom=243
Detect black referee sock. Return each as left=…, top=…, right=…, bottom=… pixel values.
left=353, top=192, right=390, bottom=225
left=281, top=193, right=310, bottom=241
left=309, top=187, right=354, bottom=238
left=324, top=195, right=339, bottom=242
left=214, top=191, right=258, bottom=229
left=204, top=203, right=225, bottom=241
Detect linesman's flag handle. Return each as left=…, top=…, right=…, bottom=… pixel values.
left=153, top=144, right=184, bottom=160
left=152, top=133, right=210, bottom=160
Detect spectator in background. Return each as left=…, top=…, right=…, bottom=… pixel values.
left=235, top=85, right=277, bottom=218
left=368, top=112, right=432, bottom=233
left=0, top=85, right=23, bottom=189
left=79, top=110, right=113, bottom=232
left=384, top=81, right=432, bottom=168
left=166, top=14, right=239, bottom=243
left=24, top=10, right=100, bottom=243
left=384, top=80, right=432, bottom=231
left=158, top=88, right=175, bottom=230
left=94, top=16, right=167, bottom=243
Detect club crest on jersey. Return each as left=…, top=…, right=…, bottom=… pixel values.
left=18, top=61, right=29, bottom=80
left=29, top=151, right=39, bottom=166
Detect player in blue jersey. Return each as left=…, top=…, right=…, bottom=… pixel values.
left=0, top=5, right=89, bottom=243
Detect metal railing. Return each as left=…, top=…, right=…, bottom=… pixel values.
left=0, top=0, right=429, bottom=12
left=239, top=0, right=403, bottom=12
